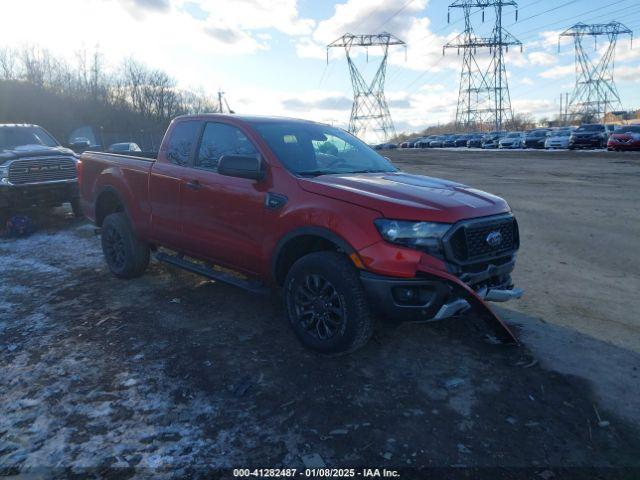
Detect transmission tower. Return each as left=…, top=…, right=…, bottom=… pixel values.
left=444, top=1, right=521, bottom=130
left=559, top=22, right=633, bottom=122
left=327, top=33, right=406, bottom=143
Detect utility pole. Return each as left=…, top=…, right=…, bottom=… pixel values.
left=444, top=1, right=521, bottom=131
left=327, top=33, right=406, bottom=143
left=559, top=93, right=563, bottom=126
left=216, top=89, right=234, bottom=114
left=559, top=22, right=632, bottom=123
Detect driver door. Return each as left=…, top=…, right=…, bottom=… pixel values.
left=180, top=122, right=268, bottom=275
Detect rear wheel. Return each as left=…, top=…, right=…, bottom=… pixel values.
left=284, top=251, right=373, bottom=355
left=0, top=208, right=9, bottom=231
left=101, top=212, right=149, bottom=279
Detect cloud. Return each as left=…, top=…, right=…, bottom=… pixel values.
left=111, top=0, right=170, bottom=18
left=282, top=95, right=353, bottom=111
left=616, top=65, right=640, bottom=83
left=527, top=30, right=567, bottom=51
left=539, top=64, right=573, bottom=79
left=189, top=0, right=315, bottom=36
left=311, top=0, right=428, bottom=45
left=295, top=0, right=458, bottom=75
left=181, top=0, right=208, bottom=20
left=528, top=51, right=556, bottom=66
left=129, top=0, right=169, bottom=9
left=295, top=37, right=328, bottom=60
left=204, top=26, right=251, bottom=45
left=511, top=99, right=557, bottom=118
left=388, top=98, right=411, bottom=109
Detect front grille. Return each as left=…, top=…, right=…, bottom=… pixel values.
left=8, top=157, right=77, bottom=185
left=445, top=215, right=519, bottom=264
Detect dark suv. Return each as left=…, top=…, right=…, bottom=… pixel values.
left=569, top=124, right=609, bottom=149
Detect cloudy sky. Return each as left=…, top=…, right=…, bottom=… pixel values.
left=2, top=0, right=640, bottom=137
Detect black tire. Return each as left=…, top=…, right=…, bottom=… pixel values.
left=101, top=212, right=149, bottom=279
left=284, top=251, right=373, bottom=355
left=0, top=208, right=9, bottom=231
left=70, top=198, right=83, bottom=218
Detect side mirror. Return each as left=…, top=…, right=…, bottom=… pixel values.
left=218, top=154, right=264, bottom=181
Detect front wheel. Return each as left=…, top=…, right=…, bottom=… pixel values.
left=101, top=212, right=150, bottom=279
left=284, top=251, right=374, bottom=355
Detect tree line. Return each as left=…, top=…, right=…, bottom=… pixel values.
left=0, top=46, right=219, bottom=148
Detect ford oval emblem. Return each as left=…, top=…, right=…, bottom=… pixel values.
left=486, top=231, right=503, bottom=248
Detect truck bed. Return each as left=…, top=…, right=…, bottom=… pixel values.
left=79, top=151, right=159, bottom=229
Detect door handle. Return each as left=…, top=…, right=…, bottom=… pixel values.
left=186, top=180, right=203, bottom=191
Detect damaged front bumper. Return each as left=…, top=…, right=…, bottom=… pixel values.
left=360, top=267, right=522, bottom=345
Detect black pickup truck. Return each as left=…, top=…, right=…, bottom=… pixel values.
left=0, top=124, right=80, bottom=220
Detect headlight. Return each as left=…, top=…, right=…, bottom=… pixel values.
left=374, top=219, right=451, bottom=255
left=0, top=165, right=9, bottom=184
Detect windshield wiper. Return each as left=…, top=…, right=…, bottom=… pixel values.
left=297, top=168, right=395, bottom=177
left=347, top=169, right=394, bottom=174
left=296, top=170, right=341, bottom=177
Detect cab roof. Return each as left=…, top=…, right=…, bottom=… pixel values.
left=172, top=113, right=330, bottom=127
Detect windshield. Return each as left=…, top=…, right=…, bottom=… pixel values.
left=507, top=132, right=522, bottom=138
left=253, top=121, right=397, bottom=176
left=0, top=126, right=59, bottom=150
left=576, top=124, right=604, bottom=132
left=528, top=130, right=547, bottom=137
left=553, top=130, right=571, bottom=137
left=614, top=126, right=640, bottom=134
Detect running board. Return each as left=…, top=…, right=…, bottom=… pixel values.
left=155, top=252, right=269, bottom=295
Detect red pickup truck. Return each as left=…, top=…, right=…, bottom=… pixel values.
left=79, top=114, right=522, bottom=354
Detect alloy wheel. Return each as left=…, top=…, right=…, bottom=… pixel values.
left=103, top=226, right=126, bottom=270
left=292, top=274, right=345, bottom=340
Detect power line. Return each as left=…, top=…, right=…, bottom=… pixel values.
left=508, top=0, right=581, bottom=25
left=372, top=0, right=417, bottom=32
left=514, top=0, right=636, bottom=40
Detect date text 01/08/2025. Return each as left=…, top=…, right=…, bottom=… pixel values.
left=232, top=468, right=401, bottom=477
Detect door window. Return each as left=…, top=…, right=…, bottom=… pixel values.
left=166, top=121, right=201, bottom=166
left=197, top=123, right=257, bottom=171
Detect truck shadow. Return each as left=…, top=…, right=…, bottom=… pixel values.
left=4, top=218, right=640, bottom=472
left=52, top=262, right=640, bottom=469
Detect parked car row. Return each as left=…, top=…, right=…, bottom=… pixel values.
left=392, top=123, right=640, bottom=151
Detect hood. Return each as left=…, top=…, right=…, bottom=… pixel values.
left=572, top=131, right=603, bottom=137
left=298, top=172, right=510, bottom=223
left=0, top=145, right=76, bottom=165
left=610, top=133, right=638, bottom=139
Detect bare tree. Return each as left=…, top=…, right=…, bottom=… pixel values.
left=0, top=47, right=19, bottom=80
left=0, top=45, right=217, bottom=144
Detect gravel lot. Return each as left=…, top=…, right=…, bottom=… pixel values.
left=1, top=149, right=640, bottom=477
